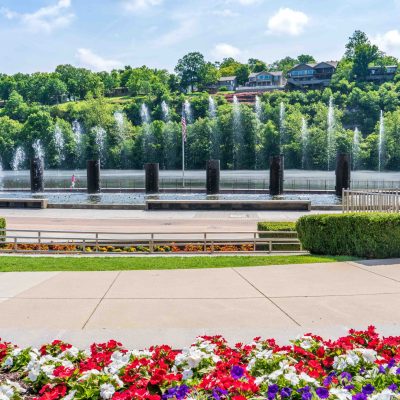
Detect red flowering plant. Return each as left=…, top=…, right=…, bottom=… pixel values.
left=3, top=328, right=400, bottom=400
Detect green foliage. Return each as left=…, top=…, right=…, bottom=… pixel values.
left=258, top=221, right=299, bottom=251
left=296, top=213, right=400, bottom=258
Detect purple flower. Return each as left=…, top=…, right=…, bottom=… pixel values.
left=352, top=394, right=367, bottom=400
left=162, top=385, right=190, bottom=400
left=231, top=366, right=244, bottom=380
left=388, top=384, right=398, bottom=392
left=388, top=359, right=396, bottom=369
left=362, top=384, right=375, bottom=395
left=268, top=384, right=280, bottom=399
left=396, top=367, right=400, bottom=375
left=379, top=365, right=386, bottom=374
left=281, top=388, right=292, bottom=398
left=212, top=388, right=228, bottom=400
left=345, top=385, right=355, bottom=391
left=340, top=372, right=352, bottom=382
left=298, top=387, right=312, bottom=400
left=316, top=387, right=329, bottom=399
left=323, top=372, right=336, bottom=386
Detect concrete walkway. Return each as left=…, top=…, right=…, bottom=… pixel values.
left=1, top=259, right=400, bottom=348
left=1, top=209, right=340, bottom=234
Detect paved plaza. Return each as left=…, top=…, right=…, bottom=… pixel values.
left=1, top=259, right=400, bottom=348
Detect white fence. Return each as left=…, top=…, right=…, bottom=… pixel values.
left=342, top=189, right=400, bottom=213
left=0, top=228, right=303, bottom=254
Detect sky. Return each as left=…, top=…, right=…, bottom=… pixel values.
left=1, top=0, right=400, bottom=74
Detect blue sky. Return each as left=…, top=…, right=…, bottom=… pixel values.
left=1, top=0, right=400, bottom=74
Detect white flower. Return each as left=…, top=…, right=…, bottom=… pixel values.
left=3, top=357, right=13, bottom=368
left=100, top=383, right=115, bottom=400
left=6, top=380, right=26, bottom=394
left=333, top=356, right=347, bottom=370
left=42, top=364, right=56, bottom=379
left=284, top=371, right=300, bottom=385
left=345, top=352, right=360, bottom=366
left=370, top=389, right=395, bottom=400
left=357, top=348, right=377, bottom=363
left=299, top=338, right=313, bottom=349
left=299, top=372, right=317, bottom=383
left=61, top=389, right=77, bottom=400
left=61, top=347, right=79, bottom=358
left=268, top=369, right=283, bottom=380
left=0, top=385, right=14, bottom=399
left=182, top=369, right=193, bottom=380
left=11, top=348, right=22, bottom=357
left=107, top=351, right=131, bottom=374
left=330, top=388, right=352, bottom=400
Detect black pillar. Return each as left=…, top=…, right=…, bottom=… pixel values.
left=30, top=158, right=44, bottom=193
left=269, top=155, right=284, bottom=196
left=206, top=160, right=220, bottom=195
left=145, top=163, right=159, bottom=194
left=335, top=153, right=351, bottom=196
left=87, top=160, right=101, bottom=194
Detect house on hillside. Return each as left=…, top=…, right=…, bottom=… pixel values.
left=287, top=61, right=338, bottom=89
left=216, top=76, right=237, bottom=91
left=246, top=71, right=286, bottom=88
left=366, top=65, right=398, bottom=83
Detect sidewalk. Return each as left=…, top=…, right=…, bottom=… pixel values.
left=1, top=259, right=400, bottom=348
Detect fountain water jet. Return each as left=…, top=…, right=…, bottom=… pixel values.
left=114, top=111, right=125, bottom=138
left=378, top=110, right=385, bottom=172
left=255, top=96, right=262, bottom=121
left=352, top=127, right=360, bottom=170
left=232, top=95, right=243, bottom=168
left=32, top=139, right=45, bottom=162
left=208, top=96, right=217, bottom=119
left=161, top=101, right=170, bottom=122
left=92, top=126, right=106, bottom=161
left=301, top=117, right=309, bottom=169
left=12, top=147, right=26, bottom=171
left=184, top=100, right=193, bottom=124
left=279, top=102, right=285, bottom=151
left=327, top=96, right=335, bottom=171
left=54, top=124, right=65, bottom=162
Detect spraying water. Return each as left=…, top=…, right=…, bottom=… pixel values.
left=232, top=95, right=243, bottom=168
left=72, top=120, right=83, bottom=147
left=93, top=126, right=106, bottom=161
left=33, top=139, right=45, bottom=162
left=301, top=117, right=309, bottom=169
left=140, top=104, right=151, bottom=124
left=255, top=96, right=262, bottom=121
left=208, top=96, right=217, bottom=119
left=54, top=124, right=65, bottom=162
left=12, top=147, right=25, bottom=171
left=161, top=101, right=170, bottom=122
left=327, top=96, right=335, bottom=171
left=184, top=100, right=193, bottom=124
left=279, top=102, right=285, bottom=151
left=378, top=110, right=385, bottom=172
left=352, top=127, right=360, bottom=170
left=114, top=111, right=125, bottom=137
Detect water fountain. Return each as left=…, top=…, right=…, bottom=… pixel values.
left=301, top=117, right=309, bottom=169
left=279, top=102, right=285, bottom=151
left=232, top=95, right=243, bottom=168
left=255, top=96, right=262, bottom=121
left=93, top=126, right=106, bottom=161
left=72, top=120, right=83, bottom=147
left=54, top=124, right=65, bottom=162
left=208, top=96, right=217, bottom=119
left=32, top=139, right=45, bottom=162
left=161, top=101, right=170, bottom=122
left=141, top=104, right=155, bottom=162
left=378, top=110, right=385, bottom=172
left=114, top=111, right=125, bottom=137
left=352, top=127, right=360, bottom=170
left=327, top=96, right=335, bottom=171
left=184, top=100, right=193, bottom=124
left=12, top=147, right=26, bottom=171
left=140, top=103, right=151, bottom=124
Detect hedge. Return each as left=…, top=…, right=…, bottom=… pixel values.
left=257, top=221, right=299, bottom=251
left=296, top=213, right=400, bottom=258
left=0, top=217, right=5, bottom=241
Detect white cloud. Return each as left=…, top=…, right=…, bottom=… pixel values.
left=0, top=0, right=74, bottom=33
left=76, top=48, right=123, bottom=71
left=122, top=0, right=163, bottom=13
left=267, top=8, right=309, bottom=36
left=157, top=20, right=196, bottom=46
left=212, top=43, right=241, bottom=59
left=371, top=30, right=400, bottom=54
left=236, top=0, right=261, bottom=4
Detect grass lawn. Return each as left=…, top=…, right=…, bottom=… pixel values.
left=0, top=255, right=355, bottom=271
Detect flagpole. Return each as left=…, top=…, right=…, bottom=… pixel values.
left=182, top=104, right=186, bottom=188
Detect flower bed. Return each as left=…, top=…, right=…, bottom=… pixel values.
left=2, top=328, right=400, bottom=400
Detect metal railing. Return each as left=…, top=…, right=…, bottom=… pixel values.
left=0, top=228, right=303, bottom=255
left=343, top=189, right=400, bottom=213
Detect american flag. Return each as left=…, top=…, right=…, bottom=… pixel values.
left=181, top=113, right=187, bottom=142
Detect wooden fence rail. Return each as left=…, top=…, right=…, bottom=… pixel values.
left=342, top=189, right=400, bottom=213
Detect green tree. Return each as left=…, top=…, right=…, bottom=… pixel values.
left=175, top=52, right=206, bottom=92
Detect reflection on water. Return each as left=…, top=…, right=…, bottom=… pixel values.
left=0, top=191, right=340, bottom=205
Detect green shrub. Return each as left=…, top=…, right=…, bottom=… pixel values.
left=257, top=221, right=299, bottom=251
left=0, top=218, right=5, bottom=241
left=296, top=213, right=400, bottom=258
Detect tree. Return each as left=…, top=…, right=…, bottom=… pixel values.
left=270, top=57, right=297, bottom=73
left=175, top=52, right=206, bottom=92
left=297, top=54, right=316, bottom=64
left=235, top=64, right=250, bottom=85
left=248, top=58, right=267, bottom=72
left=345, top=30, right=370, bottom=59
